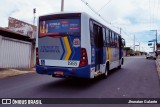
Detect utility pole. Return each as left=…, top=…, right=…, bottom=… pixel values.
left=33, top=8, right=36, bottom=25
left=139, top=42, right=140, bottom=51
left=153, top=41, right=155, bottom=52
left=120, top=28, right=121, bottom=34
left=150, top=30, right=157, bottom=52
left=134, top=35, right=135, bottom=51
left=156, top=30, right=157, bottom=51
left=61, top=0, right=64, bottom=12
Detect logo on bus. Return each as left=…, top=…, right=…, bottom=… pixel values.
left=73, top=38, right=80, bottom=47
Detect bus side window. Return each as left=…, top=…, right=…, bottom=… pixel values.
left=112, top=32, right=115, bottom=47
left=93, top=23, right=103, bottom=48
left=121, top=39, right=123, bottom=47
left=102, top=28, right=106, bottom=46
left=109, top=31, right=112, bottom=47
left=119, top=36, right=122, bottom=47
left=121, top=38, right=125, bottom=47
left=115, top=34, right=118, bottom=47
left=106, top=28, right=110, bottom=46
left=117, top=34, right=119, bottom=47
left=122, top=39, right=125, bottom=47
left=114, top=33, right=117, bottom=48
left=90, top=20, right=95, bottom=46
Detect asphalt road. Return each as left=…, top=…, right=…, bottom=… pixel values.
left=0, top=56, right=160, bottom=107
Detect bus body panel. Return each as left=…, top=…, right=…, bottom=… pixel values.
left=38, top=13, right=82, bottom=68
left=81, top=13, right=91, bottom=65
left=36, top=12, right=125, bottom=79
left=38, top=36, right=81, bottom=67
left=36, top=65, right=90, bottom=78
left=81, top=13, right=96, bottom=78
left=36, top=12, right=92, bottom=78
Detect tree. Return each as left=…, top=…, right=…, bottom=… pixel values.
left=124, top=47, right=134, bottom=56
left=124, top=47, right=131, bottom=51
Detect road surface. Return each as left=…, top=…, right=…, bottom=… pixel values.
left=0, top=56, right=160, bottom=107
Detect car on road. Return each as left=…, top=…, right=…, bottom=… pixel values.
left=146, top=52, right=156, bottom=60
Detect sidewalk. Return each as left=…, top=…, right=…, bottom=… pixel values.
left=0, top=68, right=35, bottom=79
left=155, top=56, right=160, bottom=80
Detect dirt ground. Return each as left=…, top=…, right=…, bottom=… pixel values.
left=0, top=68, right=35, bottom=78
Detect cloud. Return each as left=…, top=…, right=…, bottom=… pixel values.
left=0, top=0, right=160, bottom=52
left=0, top=0, right=61, bottom=27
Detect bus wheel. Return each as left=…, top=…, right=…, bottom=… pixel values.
left=117, top=65, right=121, bottom=69
left=121, top=58, right=124, bottom=65
left=104, top=62, right=109, bottom=77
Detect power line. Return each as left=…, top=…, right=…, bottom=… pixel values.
left=149, top=0, right=151, bottom=29
left=153, top=0, right=156, bottom=28
left=81, top=0, right=131, bottom=38
left=81, top=0, right=100, bottom=16
left=121, top=28, right=130, bottom=37
left=156, top=0, right=160, bottom=28
left=149, top=0, right=158, bottom=29
left=157, top=0, right=160, bottom=21
left=81, top=0, right=111, bottom=25
left=97, top=0, right=114, bottom=12
left=81, top=1, right=117, bottom=28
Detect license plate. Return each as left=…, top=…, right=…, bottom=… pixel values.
left=54, top=71, right=64, bottom=75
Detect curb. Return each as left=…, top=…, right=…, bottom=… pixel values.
left=155, top=59, right=160, bottom=80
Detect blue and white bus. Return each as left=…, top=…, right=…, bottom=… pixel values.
left=36, top=12, right=125, bottom=79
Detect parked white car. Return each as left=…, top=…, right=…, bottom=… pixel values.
left=146, top=52, right=156, bottom=60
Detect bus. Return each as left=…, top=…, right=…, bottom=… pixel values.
left=36, top=12, right=125, bottom=79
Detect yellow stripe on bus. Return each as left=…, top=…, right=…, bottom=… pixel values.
left=107, top=48, right=112, bottom=61
left=64, top=37, right=71, bottom=60
left=106, top=48, right=109, bottom=60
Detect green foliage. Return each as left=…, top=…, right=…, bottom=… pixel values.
left=124, top=47, right=131, bottom=51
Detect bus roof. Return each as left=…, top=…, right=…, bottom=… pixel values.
left=39, top=11, right=87, bottom=18
left=39, top=11, right=122, bottom=36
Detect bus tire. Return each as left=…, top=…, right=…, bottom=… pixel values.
left=121, top=58, right=124, bottom=65
left=104, top=62, right=109, bottom=77
left=117, top=65, right=121, bottom=69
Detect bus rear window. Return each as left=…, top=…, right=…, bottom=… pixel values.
left=39, top=18, right=80, bottom=37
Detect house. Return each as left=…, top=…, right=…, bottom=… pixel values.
left=0, top=27, right=35, bottom=69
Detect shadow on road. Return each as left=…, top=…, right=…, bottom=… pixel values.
left=37, top=68, right=122, bottom=92
left=146, top=58, right=156, bottom=60
left=39, top=76, right=105, bottom=91
left=108, top=68, right=123, bottom=76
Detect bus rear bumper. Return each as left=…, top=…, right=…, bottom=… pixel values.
left=36, top=65, right=91, bottom=78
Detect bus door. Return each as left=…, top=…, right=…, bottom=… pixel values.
left=93, top=24, right=103, bottom=71
left=119, top=36, right=122, bottom=60
left=119, top=37, right=125, bottom=59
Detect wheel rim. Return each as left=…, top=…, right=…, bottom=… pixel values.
left=105, top=69, right=108, bottom=76
left=105, top=64, right=109, bottom=76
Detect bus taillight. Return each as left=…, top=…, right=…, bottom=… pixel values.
left=36, top=48, right=39, bottom=65
left=79, top=48, right=88, bottom=67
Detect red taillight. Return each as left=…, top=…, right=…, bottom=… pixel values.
left=36, top=48, right=39, bottom=65
left=79, top=48, right=88, bottom=67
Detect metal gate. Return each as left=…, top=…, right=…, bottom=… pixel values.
left=0, top=36, right=32, bottom=68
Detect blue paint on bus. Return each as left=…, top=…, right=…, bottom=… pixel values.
left=36, top=65, right=90, bottom=78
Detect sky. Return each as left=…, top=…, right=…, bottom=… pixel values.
left=0, top=0, right=160, bottom=52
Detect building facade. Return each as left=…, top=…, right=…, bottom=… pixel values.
left=0, top=27, right=35, bottom=69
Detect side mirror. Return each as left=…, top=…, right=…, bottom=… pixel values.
left=124, top=41, right=126, bottom=46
